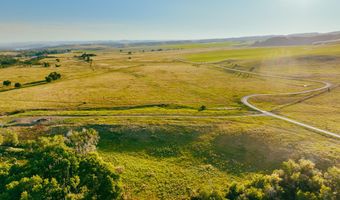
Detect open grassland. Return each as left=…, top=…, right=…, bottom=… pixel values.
left=1, top=43, right=340, bottom=199
left=0, top=49, right=311, bottom=115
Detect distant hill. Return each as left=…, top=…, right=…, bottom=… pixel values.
left=253, top=31, right=340, bottom=47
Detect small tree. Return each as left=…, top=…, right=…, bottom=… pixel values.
left=3, top=80, right=11, bottom=86
left=43, top=62, right=50, bottom=67
left=14, top=82, right=22, bottom=88
left=45, top=76, right=52, bottom=82
left=55, top=64, right=61, bottom=68
left=56, top=58, right=60, bottom=62
left=198, top=105, right=206, bottom=111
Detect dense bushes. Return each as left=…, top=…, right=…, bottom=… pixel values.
left=0, top=56, right=19, bottom=68
left=191, top=159, right=339, bottom=200
left=0, top=129, right=122, bottom=200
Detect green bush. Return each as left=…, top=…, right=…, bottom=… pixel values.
left=225, top=159, right=339, bottom=200
left=0, top=135, right=122, bottom=199
left=14, top=83, right=21, bottom=88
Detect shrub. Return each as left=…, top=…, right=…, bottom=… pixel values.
left=2, top=80, right=11, bottom=86
left=198, top=105, right=206, bottom=111
left=14, top=83, right=21, bottom=88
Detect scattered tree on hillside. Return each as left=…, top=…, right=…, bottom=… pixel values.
left=2, top=80, right=11, bottom=86
left=42, top=62, right=50, bottom=67
left=56, top=58, right=60, bottom=62
left=55, top=64, right=61, bottom=68
left=198, top=105, right=206, bottom=111
left=14, top=83, right=21, bottom=88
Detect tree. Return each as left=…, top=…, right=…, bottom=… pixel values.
left=14, top=83, right=21, bottom=88
left=56, top=58, right=60, bottom=62
left=0, top=135, right=122, bottom=199
left=55, top=64, right=61, bottom=68
left=45, top=76, right=52, bottom=83
left=2, top=80, right=11, bottom=86
left=45, top=72, right=61, bottom=82
left=43, top=62, right=50, bottom=67
left=198, top=105, right=206, bottom=111
left=66, top=128, right=100, bottom=155
left=225, top=159, right=339, bottom=200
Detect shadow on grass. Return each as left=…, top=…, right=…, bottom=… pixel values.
left=49, top=124, right=294, bottom=175
left=76, top=124, right=201, bottom=158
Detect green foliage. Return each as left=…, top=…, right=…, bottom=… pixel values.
left=198, top=105, right=207, bottom=111
left=14, top=83, right=21, bottom=88
left=2, top=80, right=11, bottom=86
left=0, top=130, right=19, bottom=147
left=78, top=53, right=96, bottom=63
left=45, top=72, right=61, bottom=82
left=225, top=159, right=340, bottom=200
left=66, top=128, right=100, bottom=155
left=0, top=135, right=122, bottom=200
left=20, top=49, right=70, bottom=57
left=0, top=56, right=18, bottom=68
left=191, top=189, right=225, bottom=200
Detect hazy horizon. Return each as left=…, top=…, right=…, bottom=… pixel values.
left=1, top=0, right=340, bottom=43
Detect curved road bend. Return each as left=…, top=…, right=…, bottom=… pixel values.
left=213, top=65, right=339, bottom=139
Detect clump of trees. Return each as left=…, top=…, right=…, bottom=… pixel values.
left=0, top=129, right=122, bottom=199
left=45, top=72, right=61, bottom=82
left=191, top=159, right=340, bottom=200
left=0, top=56, right=19, bottom=68
left=2, top=80, right=11, bottom=86
left=78, top=53, right=96, bottom=63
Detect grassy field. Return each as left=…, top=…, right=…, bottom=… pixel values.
left=1, top=42, right=339, bottom=199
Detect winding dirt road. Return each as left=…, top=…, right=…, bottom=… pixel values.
left=215, top=65, right=340, bottom=139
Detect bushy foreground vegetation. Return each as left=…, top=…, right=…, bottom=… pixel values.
left=192, top=159, right=339, bottom=200
left=0, top=129, right=122, bottom=200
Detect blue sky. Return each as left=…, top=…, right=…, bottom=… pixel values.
left=1, top=0, right=339, bottom=42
